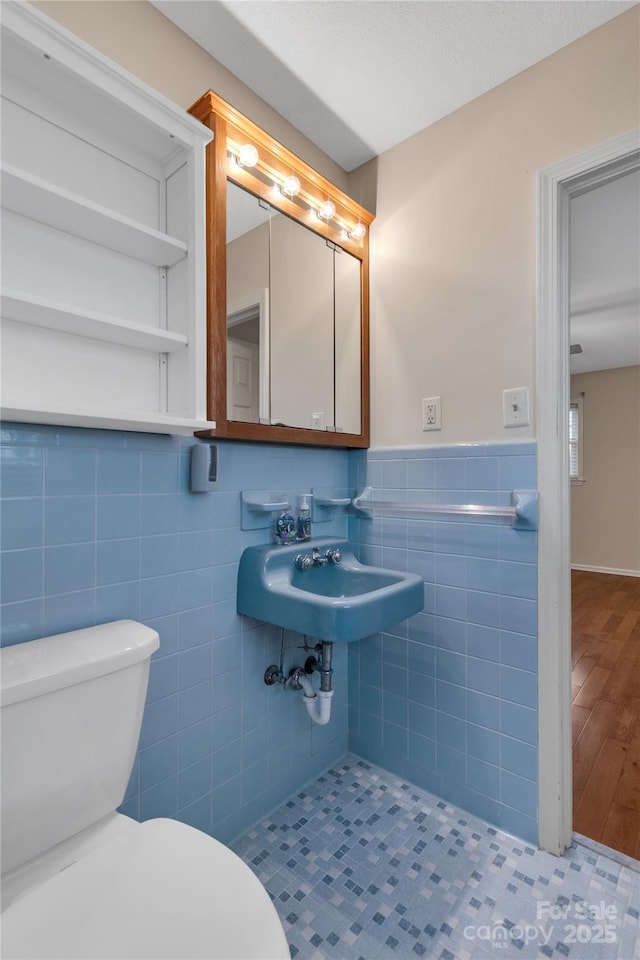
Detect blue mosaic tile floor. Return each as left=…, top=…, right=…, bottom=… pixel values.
left=232, top=756, right=639, bottom=960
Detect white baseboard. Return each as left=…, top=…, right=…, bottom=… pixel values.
left=571, top=563, right=640, bottom=578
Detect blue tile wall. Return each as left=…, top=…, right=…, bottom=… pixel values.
left=347, top=443, right=539, bottom=845
left=0, top=423, right=351, bottom=843
left=1, top=426, right=540, bottom=849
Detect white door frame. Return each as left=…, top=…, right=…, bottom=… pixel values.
left=536, top=128, right=640, bottom=855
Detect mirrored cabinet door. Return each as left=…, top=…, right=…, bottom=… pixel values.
left=335, top=248, right=362, bottom=435
left=226, top=183, right=270, bottom=424
left=226, top=181, right=363, bottom=434
left=270, top=211, right=334, bottom=430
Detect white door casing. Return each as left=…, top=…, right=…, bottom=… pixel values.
left=536, top=129, right=640, bottom=855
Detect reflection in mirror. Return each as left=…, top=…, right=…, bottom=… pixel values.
left=335, top=249, right=362, bottom=436
left=226, top=183, right=270, bottom=423
left=270, top=211, right=334, bottom=430
left=226, top=181, right=363, bottom=433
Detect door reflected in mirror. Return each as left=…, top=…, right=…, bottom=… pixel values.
left=226, top=181, right=362, bottom=434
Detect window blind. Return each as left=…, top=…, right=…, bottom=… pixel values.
left=569, top=399, right=582, bottom=480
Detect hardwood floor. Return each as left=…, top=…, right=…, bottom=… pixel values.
left=571, top=569, right=640, bottom=859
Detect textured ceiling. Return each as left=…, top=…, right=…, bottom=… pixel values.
left=152, top=0, right=634, bottom=171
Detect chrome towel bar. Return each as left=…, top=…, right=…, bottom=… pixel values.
left=351, top=487, right=538, bottom=530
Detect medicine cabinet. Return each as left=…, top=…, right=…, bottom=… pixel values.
left=189, top=90, right=374, bottom=448
left=0, top=2, right=215, bottom=434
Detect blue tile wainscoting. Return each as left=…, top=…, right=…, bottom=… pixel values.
left=0, top=423, right=351, bottom=843
left=0, top=426, right=539, bottom=849
left=347, top=443, right=539, bottom=845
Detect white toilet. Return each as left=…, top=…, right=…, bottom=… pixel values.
left=0, top=620, right=290, bottom=960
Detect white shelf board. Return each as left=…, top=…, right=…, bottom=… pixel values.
left=1, top=291, right=188, bottom=354
left=0, top=402, right=216, bottom=436
left=1, top=165, right=187, bottom=267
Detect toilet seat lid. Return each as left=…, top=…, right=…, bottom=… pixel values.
left=2, top=818, right=289, bottom=960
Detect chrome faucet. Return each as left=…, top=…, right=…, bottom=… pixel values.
left=294, top=547, right=342, bottom=571
left=295, top=552, right=315, bottom=571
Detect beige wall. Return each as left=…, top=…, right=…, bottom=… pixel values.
left=34, top=2, right=640, bottom=448
left=349, top=7, right=640, bottom=447
left=33, top=1, right=348, bottom=192
left=570, top=366, right=640, bottom=575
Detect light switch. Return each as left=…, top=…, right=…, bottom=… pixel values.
left=503, top=387, right=530, bottom=428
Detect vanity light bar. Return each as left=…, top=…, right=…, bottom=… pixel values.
left=348, top=222, right=367, bottom=241
left=236, top=143, right=259, bottom=168
left=227, top=141, right=366, bottom=242
left=281, top=175, right=301, bottom=198
left=317, top=200, right=336, bottom=222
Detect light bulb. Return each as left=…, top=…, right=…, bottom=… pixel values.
left=237, top=143, right=259, bottom=168
left=349, top=222, right=366, bottom=241
left=317, top=200, right=336, bottom=222
left=281, top=175, right=301, bottom=198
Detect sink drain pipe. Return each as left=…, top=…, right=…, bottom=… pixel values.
left=292, top=640, right=334, bottom=725
left=303, top=686, right=334, bottom=725
left=264, top=637, right=334, bottom=725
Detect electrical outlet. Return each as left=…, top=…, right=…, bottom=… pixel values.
left=311, top=411, right=325, bottom=429
left=422, top=396, right=441, bottom=431
left=503, top=387, right=530, bottom=427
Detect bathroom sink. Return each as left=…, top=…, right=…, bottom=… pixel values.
left=237, top=538, right=424, bottom=642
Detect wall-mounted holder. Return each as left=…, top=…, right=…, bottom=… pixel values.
left=311, top=487, right=354, bottom=522
left=241, top=491, right=293, bottom=530
left=190, top=443, right=218, bottom=492
left=352, top=487, right=538, bottom=531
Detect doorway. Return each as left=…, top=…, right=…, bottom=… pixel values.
left=569, top=171, right=640, bottom=858
left=536, top=130, right=640, bottom=857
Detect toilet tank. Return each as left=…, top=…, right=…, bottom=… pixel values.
left=0, top=620, right=159, bottom=875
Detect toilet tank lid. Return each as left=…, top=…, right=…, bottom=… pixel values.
left=1, top=620, right=160, bottom=707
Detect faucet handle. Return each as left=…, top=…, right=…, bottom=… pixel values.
left=295, top=553, right=314, bottom=571
left=325, top=548, right=342, bottom=564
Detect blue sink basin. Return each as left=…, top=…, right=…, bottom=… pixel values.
left=237, top=538, right=424, bottom=642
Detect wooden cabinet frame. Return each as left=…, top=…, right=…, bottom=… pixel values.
left=189, top=90, right=373, bottom=448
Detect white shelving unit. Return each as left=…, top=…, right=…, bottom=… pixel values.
left=0, top=2, right=215, bottom=435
